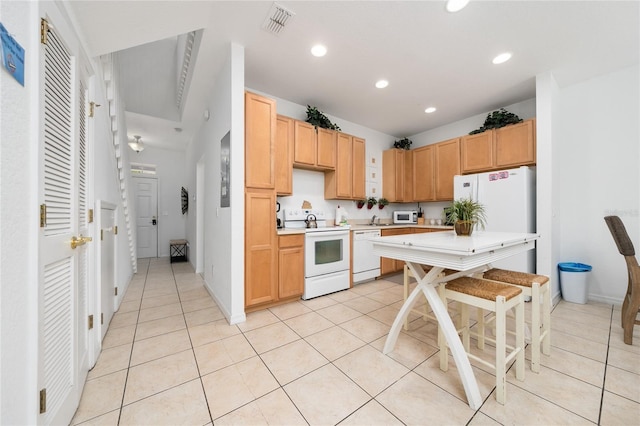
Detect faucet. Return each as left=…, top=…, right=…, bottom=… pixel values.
left=370, top=215, right=377, bottom=225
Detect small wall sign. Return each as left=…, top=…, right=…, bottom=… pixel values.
left=0, top=22, right=25, bottom=86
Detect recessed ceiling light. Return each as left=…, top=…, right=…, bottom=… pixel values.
left=492, top=52, right=512, bottom=64
left=375, top=80, right=389, bottom=89
left=425, top=107, right=437, bottom=114
left=446, top=0, right=470, bottom=13
left=311, top=44, right=327, bottom=57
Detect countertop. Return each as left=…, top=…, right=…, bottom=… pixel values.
left=277, top=224, right=453, bottom=235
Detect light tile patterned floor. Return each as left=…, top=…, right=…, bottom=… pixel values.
left=72, top=257, right=640, bottom=425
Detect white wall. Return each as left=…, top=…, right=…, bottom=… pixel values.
left=556, top=65, right=639, bottom=304
left=130, top=147, right=187, bottom=257
left=185, top=43, right=245, bottom=324
left=0, top=1, right=39, bottom=423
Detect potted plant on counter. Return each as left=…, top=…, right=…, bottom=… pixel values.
left=445, top=198, right=487, bottom=236
left=378, top=198, right=389, bottom=209
left=367, top=197, right=378, bottom=209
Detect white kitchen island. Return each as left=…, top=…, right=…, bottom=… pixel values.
left=372, top=230, right=539, bottom=409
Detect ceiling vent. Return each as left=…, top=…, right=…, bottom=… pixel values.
left=262, top=3, right=295, bottom=35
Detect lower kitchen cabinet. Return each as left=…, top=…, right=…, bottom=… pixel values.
left=278, top=234, right=304, bottom=299
left=245, top=189, right=277, bottom=308
left=380, top=228, right=412, bottom=274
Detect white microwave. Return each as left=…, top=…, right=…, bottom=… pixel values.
left=393, top=210, right=418, bottom=224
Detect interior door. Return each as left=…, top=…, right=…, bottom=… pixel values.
left=134, top=177, right=158, bottom=258
left=38, top=9, right=91, bottom=425
left=100, top=204, right=116, bottom=341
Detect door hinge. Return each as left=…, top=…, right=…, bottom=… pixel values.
left=88, top=101, right=101, bottom=118
left=101, top=313, right=104, bottom=325
left=40, top=204, right=47, bottom=228
left=101, top=229, right=104, bottom=241
left=114, top=287, right=118, bottom=296
left=88, top=315, right=94, bottom=330
left=40, top=18, right=48, bottom=45
left=88, top=209, right=94, bottom=223
left=114, top=225, right=118, bottom=235
left=39, top=388, right=46, bottom=413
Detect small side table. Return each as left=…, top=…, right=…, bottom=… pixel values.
left=169, top=239, right=188, bottom=263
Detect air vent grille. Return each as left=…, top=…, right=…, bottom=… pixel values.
left=262, top=3, right=295, bottom=35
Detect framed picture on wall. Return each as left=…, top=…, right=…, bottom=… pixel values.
left=181, top=187, right=188, bottom=214
left=220, top=131, right=230, bottom=207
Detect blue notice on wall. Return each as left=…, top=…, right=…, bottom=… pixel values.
left=0, top=22, right=25, bottom=86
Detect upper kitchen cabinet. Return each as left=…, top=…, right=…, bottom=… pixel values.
left=412, top=139, right=459, bottom=202
left=275, top=115, right=294, bottom=196
left=245, top=92, right=276, bottom=189
left=324, top=133, right=366, bottom=200
left=461, top=118, right=536, bottom=174
left=495, top=119, right=536, bottom=169
left=293, top=120, right=336, bottom=171
left=434, top=138, right=460, bottom=200
left=413, top=145, right=435, bottom=202
left=383, top=149, right=412, bottom=202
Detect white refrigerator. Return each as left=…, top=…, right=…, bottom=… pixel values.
left=453, top=166, right=536, bottom=273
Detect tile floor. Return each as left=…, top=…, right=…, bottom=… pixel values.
left=72, top=257, right=640, bottom=425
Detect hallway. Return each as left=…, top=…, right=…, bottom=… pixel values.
left=72, top=259, right=639, bottom=425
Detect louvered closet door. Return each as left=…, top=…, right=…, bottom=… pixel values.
left=38, top=13, right=90, bottom=425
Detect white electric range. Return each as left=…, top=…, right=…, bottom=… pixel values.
left=283, top=209, right=351, bottom=299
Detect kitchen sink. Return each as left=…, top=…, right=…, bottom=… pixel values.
left=367, top=223, right=392, bottom=226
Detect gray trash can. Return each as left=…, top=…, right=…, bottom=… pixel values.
left=558, top=262, right=592, bottom=304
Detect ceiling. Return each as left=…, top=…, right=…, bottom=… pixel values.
left=66, top=1, right=639, bottom=151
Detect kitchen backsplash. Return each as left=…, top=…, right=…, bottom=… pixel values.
left=277, top=168, right=450, bottom=224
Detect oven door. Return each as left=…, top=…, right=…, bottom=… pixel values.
left=305, top=230, right=350, bottom=277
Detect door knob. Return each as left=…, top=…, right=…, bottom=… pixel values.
left=152, top=218, right=157, bottom=225
left=71, top=235, right=93, bottom=249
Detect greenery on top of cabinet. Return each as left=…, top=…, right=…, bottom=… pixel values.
left=469, top=108, right=522, bottom=135
left=306, top=105, right=341, bottom=131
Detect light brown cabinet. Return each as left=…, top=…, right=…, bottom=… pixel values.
left=434, top=138, right=460, bottom=201
left=278, top=234, right=304, bottom=299
left=380, top=228, right=412, bottom=274
left=461, top=119, right=536, bottom=174
left=404, top=138, right=459, bottom=202
left=324, top=133, right=366, bottom=200
left=412, top=145, right=435, bottom=202
left=293, top=120, right=336, bottom=170
left=275, top=115, right=294, bottom=196
left=245, top=189, right=277, bottom=308
left=382, top=149, right=412, bottom=202
left=245, top=92, right=276, bottom=189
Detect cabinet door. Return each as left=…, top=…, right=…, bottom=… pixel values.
left=245, top=92, right=276, bottom=189
left=278, top=235, right=304, bottom=299
left=335, top=133, right=353, bottom=198
left=435, top=138, right=461, bottom=201
left=293, top=120, right=316, bottom=166
left=382, top=149, right=404, bottom=202
left=461, top=131, right=494, bottom=174
left=245, top=189, right=277, bottom=307
left=403, top=150, right=413, bottom=202
left=495, top=119, right=536, bottom=168
left=275, top=115, right=293, bottom=196
left=412, top=145, right=435, bottom=201
left=380, top=228, right=412, bottom=273
left=317, top=128, right=336, bottom=169
left=351, top=137, right=366, bottom=200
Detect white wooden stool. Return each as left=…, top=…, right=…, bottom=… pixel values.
left=438, top=276, right=525, bottom=405
left=482, top=268, right=551, bottom=373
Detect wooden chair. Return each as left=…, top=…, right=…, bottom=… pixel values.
left=604, top=215, right=640, bottom=345
left=481, top=268, right=551, bottom=372
left=438, top=276, right=525, bottom=405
